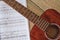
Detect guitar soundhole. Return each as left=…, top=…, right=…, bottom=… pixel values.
left=45, top=24, right=59, bottom=39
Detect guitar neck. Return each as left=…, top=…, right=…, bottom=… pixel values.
left=3, top=0, right=49, bottom=31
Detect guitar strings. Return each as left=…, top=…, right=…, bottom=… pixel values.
left=28, top=0, right=50, bottom=31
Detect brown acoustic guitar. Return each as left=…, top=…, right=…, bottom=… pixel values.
left=3, top=0, right=60, bottom=40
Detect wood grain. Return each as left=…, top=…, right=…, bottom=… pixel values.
left=27, top=0, right=44, bottom=30
left=27, top=0, right=60, bottom=30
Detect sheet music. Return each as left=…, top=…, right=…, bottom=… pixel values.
left=0, top=0, right=30, bottom=40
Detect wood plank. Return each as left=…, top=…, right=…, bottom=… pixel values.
left=27, top=0, right=44, bottom=30
left=31, top=0, right=60, bottom=13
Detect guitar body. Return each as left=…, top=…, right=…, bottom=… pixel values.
left=30, top=9, right=60, bottom=40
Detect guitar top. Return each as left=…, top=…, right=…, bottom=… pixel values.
left=31, top=9, right=60, bottom=40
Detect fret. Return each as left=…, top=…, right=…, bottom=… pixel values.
left=33, top=15, right=39, bottom=24
left=20, top=7, right=26, bottom=14
left=12, top=2, right=18, bottom=9
left=25, top=9, right=32, bottom=17
left=27, top=11, right=36, bottom=22
left=5, top=0, right=15, bottom=7
left=31, top=13, right=37, bottom=22
left=13, top=1, right=24, bottom=12
left=35, top=17, right=40, bottom=25
left=15, top=1, right=24, bottom=10
left=23, top=9, right=31, bottom=17
left=36, top=17, right=42, bottom=26
left=16, top=2, right=21, bottom=8
left=16, top=4, right=24, bottom=13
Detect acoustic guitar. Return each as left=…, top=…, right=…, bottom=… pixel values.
left=3, top=0, right=60, bottom=40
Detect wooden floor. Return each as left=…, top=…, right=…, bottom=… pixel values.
left=27, top=0, right=60, bottom=30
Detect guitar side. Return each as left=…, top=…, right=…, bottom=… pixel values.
left=30, top=9, right=60, bottom=40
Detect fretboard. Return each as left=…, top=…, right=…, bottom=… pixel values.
left=3, top=0, right=49, bottom=31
